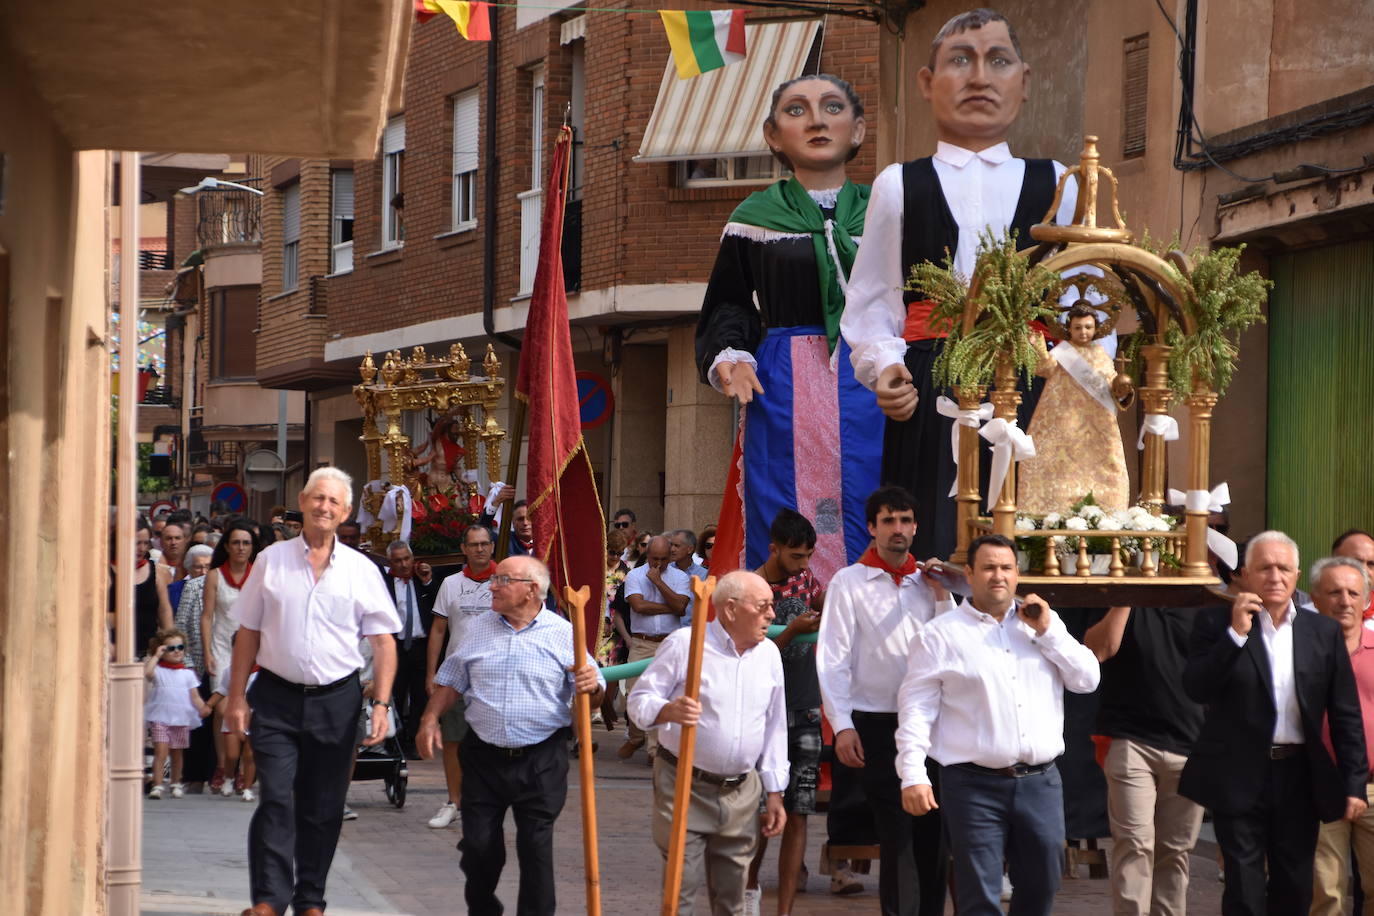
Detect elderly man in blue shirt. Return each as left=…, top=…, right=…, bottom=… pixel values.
left=417, top=554, right=604, bottom=916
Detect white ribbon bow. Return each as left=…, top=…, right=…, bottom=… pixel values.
left=936, top=396, right=995, bottom=497
left=1165, top=482, right=1237, bottom=570
left=378, top=484, right=413, bottom=543
left=1137, top=413, right=1181, bottom=450
left=979, top=418, right=1036, bottom=511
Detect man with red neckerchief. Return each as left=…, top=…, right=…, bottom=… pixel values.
left=816, top=485, right=955, bottom=916
left=425, top=523, right=497, bottom=830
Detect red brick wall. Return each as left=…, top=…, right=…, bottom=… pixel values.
left=253, top=7, right=884, bottom=354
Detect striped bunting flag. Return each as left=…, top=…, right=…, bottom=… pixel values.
left=659, top=9, right=747, bottom=79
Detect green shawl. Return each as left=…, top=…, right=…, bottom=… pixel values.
left=727, top=177, right=870, bottom=353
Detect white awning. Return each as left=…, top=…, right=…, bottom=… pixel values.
left=635, top=20, right=821, bottom=163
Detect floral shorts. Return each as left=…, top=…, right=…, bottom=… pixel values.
left=150, top=722, right=191, bottom=749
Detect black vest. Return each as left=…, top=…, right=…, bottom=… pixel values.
left=900, top=156, right=1056, bottom=305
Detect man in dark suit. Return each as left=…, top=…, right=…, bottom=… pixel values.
left=1181, top=530, right=1368, bottom=915
left=384, top=540, right=439, bottom=752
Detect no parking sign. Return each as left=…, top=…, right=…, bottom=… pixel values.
left=576, top=371, right=615, bottom=430
left=211, top=482, right=248, bottom=513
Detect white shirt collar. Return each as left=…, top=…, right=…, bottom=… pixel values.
left=1260, top=600, right=1297, bottom=632
left=934, top=140, right=1013, bottom=168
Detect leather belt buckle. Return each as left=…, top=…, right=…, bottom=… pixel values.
left=1269, top=744, right=1303, bottom=760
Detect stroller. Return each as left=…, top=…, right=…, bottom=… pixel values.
left=351, top=699, right=408, bottom=808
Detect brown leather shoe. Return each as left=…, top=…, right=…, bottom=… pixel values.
left=298, top=909, right=324, bottom=916
left=239, top=905, right=278, bottom=916
left=616, top=738, right=643, bottom=759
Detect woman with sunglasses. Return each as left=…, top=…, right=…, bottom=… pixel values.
left=143, top=627, right=213, bottom=798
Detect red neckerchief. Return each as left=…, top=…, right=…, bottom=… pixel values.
left=1364, top=595, right=1374, bottom=621
left=858, top=546, right=917, bottom=586
left=251, top=664, right=262, bottom=673
left=157, top=660, right=187, bottom=669
left=136, top=558, right=149, bottom=570
left=464, top=564, right=494, bottom=583
left=221, top=564, right=252, bottom=590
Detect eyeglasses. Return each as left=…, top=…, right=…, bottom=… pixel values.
left=613, top=521, right=631, bottom=529
left=490, top=575, right=535, bottom=588
left=164, top=644, right=186, bottom=651
left=738, top=599, right=775, bottom=612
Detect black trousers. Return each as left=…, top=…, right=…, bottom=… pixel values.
left=392, top=637, right=429, bottom=743
left=882, top=339, right=1043, bottom=562
left=853, top=712, right=948, bottom=916
left=183, top=680, right=217, bottom=783
left=459, top=729, right=569, bottom=916
left=1212, top=754, right=1321, bottom=916
left=246, top=671, right=361, bottom=914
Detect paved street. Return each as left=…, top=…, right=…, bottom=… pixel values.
left=142, top=736, right=1222, bottom=915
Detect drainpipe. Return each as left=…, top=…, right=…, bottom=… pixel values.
left=482, top=24, right=521, bottom=352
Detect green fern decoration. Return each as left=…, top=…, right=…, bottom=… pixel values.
left=907, top=229, right=1061, bottom=392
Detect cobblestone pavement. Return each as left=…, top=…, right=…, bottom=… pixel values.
left=142, top=732, right=1223, bottom=914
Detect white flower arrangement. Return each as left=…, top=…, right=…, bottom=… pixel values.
left=1009, top=493, right=1182, bottom=572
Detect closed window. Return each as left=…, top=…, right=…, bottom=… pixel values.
left=281, top=182, right=300, bottom=292
left=677, top=154, right=783, bottom=187
left=331, top=169, right=354, bottom=274
left=452, top=90, right=479, bottom=232
left=1123, top=34, right=1149, bottom=159
left=382, top=116, right=405, bottom=248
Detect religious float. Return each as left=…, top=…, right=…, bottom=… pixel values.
left=352, top=343, right=508, bottom=561
left=916, top=136, right=1269, bottom=606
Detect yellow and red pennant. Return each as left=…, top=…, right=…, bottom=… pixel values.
left=416, top=0, right=492, bottom=41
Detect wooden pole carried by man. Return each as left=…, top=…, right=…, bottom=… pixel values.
left=564, top=584, right=603, bottom=916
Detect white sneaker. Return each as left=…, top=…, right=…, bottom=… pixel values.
left=220, top=780, right=234, bottom=797
left=341, top=806, right=358, bottom=821
left=147, top=784, right=164, bottom=800
left=170, top=783, right=185, bottom=799
left=743, top=887, right=761, bottom=916
left=241, top=788, right=256, bottom=802
left=428, top=802, right=459, bottom=829
left=1001, top=874, right=1013, bottom=902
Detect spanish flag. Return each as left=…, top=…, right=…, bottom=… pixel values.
left=417, top=0, right=492, bottom=41
left=659, top=9, right=747, bottom=79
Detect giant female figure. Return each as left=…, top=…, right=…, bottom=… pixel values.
left=696, top=75, right=883, bottom=582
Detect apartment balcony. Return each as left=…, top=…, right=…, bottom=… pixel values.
left=196, top=190, right=261, bottom=248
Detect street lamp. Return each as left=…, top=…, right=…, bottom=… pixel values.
left=178, top=176, right=264, bottom=196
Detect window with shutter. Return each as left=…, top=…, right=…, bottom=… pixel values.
left=282, top=182, right=300, bottom=292
left=1122, top=35, right=1149, bottom=159
left=331, top=169, right=354, bottom=274
left=382, top=115, right=406, bottom=248
left=452, top=90, right=479, bottom=232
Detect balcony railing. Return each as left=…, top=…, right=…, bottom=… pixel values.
left=141, top=385, right=179, bottom=408
left=138, top=248, right=175, bottom=270
left=187, top=438, right=243, bottom=471
left=196, top=190, right=261, bottom=248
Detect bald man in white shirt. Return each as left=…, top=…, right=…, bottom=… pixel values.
left=841, top=9, right=1101, bottom=562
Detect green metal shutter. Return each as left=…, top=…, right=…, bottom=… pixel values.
left=1267, top=239, right=1374, bottom=581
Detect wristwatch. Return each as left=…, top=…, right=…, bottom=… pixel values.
left=371, top=698, right=393, bottom=709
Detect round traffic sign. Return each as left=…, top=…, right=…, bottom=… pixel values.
left=211, top=482, right=248, bottom=513
left=576, top=371, right=615, bottom=429
left=149, top=499, right=176, bottom=518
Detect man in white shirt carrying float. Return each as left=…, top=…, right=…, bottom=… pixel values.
left=896, top=533, right=1100, bottom=916
left=629, top=570, right=788, bottom=916
left=841, top=8, right=1083, bottom=562
left=816, top=485, right=956, bottom=916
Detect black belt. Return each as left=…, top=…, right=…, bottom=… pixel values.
left=953, top=761, right=1053, bottom=779
left=259, top=668, right=359, bottom=694
left=1270, top=743, right=1305, bottom=760
left=467, top=728, right=566, bottom=759
left=632, top=633, right=668, bottom=642
left=658, top=747, right=750, bottom=788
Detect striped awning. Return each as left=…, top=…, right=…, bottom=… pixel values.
left=635, top=19, right=822, bottom=162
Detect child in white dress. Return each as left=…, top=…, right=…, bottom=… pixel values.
left=209, top=664, right=258, bottom=801
left=144, top=628, right=211, bottom=798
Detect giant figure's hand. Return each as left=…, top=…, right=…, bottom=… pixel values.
left=717, top=361, right=764, bottom=405
left=876, top=364, right=918, bottom=421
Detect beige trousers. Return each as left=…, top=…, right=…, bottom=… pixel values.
left=651, top=755, right=761, bottom=916
left=625, top=635, right=664, bottom=753
left=1311, top=783, right=1374, bottom=916
left=1105, top=738, right=1204, bottom=916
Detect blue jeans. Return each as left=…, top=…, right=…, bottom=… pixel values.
left=939, top=762, right=1065, bottom=916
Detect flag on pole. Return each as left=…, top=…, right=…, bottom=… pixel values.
left=659, top=9, right=747, bottom=79
left=516, top=126, right=606, bottom=647
left=418, top=0, right=492, bottom=40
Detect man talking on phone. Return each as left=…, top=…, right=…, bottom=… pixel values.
left=895, top=533, right=1100, bottom=916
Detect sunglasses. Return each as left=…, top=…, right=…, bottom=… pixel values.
left=163, top=644, right=186, bottom=651
left=613, top=521, right=631, bottom=529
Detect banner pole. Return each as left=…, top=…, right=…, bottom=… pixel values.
left=564, top=585, right=602, bottom=915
